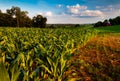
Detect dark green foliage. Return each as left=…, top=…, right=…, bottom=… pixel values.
left=109, top=16, right=120, bottom=25
left=32, top=15, right=47, bottom=28
left=94, top=16, right=120, bottom=27
left=49, top=24, right=55, bottom=28
left=6, top=6, right=32, bottom=27
left=0, top=6, right=47, bottom=28
left=94, top=21, right=103, bottom=27
left=75, top=24, right=80, bottom=27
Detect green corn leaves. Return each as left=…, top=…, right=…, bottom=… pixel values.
left=0, top=61, right=10, bottom=81
left=0, top=54, right=10, bottom=81
left=0, top=27, right=97, bottom=81
left=9, top=62, right=21, bottom=81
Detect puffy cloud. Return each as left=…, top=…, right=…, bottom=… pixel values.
left=66, top=4, right=104, bottom=18
left=37, top=11, right=53, bottom=17
left=103, top=9, right=120, bottom=19
left=38, top=12, right=43, bottom=15
left=67, top=4, right=87, bottom=10
left=82, top=10, right=104, bottom=17
left=45, top=11, right=52, bottom=17
left=69, top=8, right=79, bottom=14
left=32, top=4, right=120, bottom=24
left=67, top=4, right=87, bottom=14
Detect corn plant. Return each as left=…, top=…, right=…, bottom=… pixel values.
left=0, top=27, right=97, bottom=81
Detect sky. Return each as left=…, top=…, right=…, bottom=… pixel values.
left=0, top=0, right=120, bottom=24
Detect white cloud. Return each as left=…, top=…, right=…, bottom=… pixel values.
left=67, top=4, right=87, bottom=10
left=46, top=14, right=103, bottom=24
left=69, top=8, right=79, bottom=14
left=82, top=10, right=104, bottom=17
left=67, top=4, right=87, bottom=14
left=36, top=11, right=53, bottom=17
left=94, top=4, right=120, bottom=19
left=45, top=11, right=52, bottom=17
left=66, top=4, right=104, bottom=18
left=38, top=12, right=43, bottom=15
left=103, top=9, right=120, bottom=19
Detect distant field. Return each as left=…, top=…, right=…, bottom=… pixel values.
left=0, top=25, right=120, bottom=81
left=94, top=25, right=120, bottom=33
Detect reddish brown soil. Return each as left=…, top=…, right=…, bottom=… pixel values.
left=65, top=35, right=120, bottom=81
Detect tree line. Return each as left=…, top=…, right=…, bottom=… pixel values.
left=0, top=6, right=47, bottom=28
left=94, top=16, right=120, bottom=27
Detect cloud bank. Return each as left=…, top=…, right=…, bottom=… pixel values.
left=66, top=4, right=104, bottom=18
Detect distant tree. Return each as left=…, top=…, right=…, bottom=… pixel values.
left=23, top=17, right=32, bottom=27
left=109, top=19, right=114, bottom=25
left=0, top=11, right=13, bottom=27
left=94, top=16, right=120, bottom=27
left=0, top=6, right=48, bottom=28
left=32, top=15, right=47, bottom=28
left=94, top=21, right=103, bottom=27
left=49, top=24, right=55, bottom=28
left=114, top=16, right=120, bottom=25
left=75, top=24, right=80, bottom=27
left=7, top=6, right=20, bottom=27
left=109, top=16, right=120, bottom=26
left=6, top=6, right=31, bottom=27
left=0, top=10, right=3, bottom=26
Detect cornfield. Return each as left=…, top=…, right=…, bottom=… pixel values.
left=0, top=27, right=97, bottom=81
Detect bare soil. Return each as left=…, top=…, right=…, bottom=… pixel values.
left=65, top=35, right=120, bottom=81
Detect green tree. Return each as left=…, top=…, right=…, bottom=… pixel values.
left=0, top=10, right=4, bottom=26
left=0, top=11, right=13, bottom=27
left=6, top=6, right=31, bottom=27
left=94, top=21, right=103, bottom=27
left=32, top=15, right=47, bottom=28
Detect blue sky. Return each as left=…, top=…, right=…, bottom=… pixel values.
left=0, top=0, right=120, bottom=24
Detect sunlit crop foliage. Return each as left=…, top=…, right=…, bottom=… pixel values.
left=0, top=27, right=97, bottom=81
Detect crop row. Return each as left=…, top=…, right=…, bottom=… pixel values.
left=0, top=27, right=97, bottom=81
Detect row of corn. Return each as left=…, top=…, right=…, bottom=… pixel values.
left=0, top=27, right=97, bottom=81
